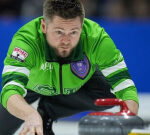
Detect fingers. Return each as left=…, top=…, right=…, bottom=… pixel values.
left=30, top=132, right=35, bottom=135
left=19, top=125, right=43, bottom=135
left=28, top=126, right=35, bottom=135
left=35, top=125, right=43, bottom=135
left=19, top=127, right=29, bottom=135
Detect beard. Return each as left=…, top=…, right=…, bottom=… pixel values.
left=47, top=40, right=75, bottom=58
left=54, top=47, right=74, bottom=58
left=45, top=35, right=78, bottom=59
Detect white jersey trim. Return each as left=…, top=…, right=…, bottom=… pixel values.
left=102, top=61, right=127, bottom=77
left=112, top=79, right=135, bottom=93
left=3, top=81, right=27, bottom=97
left=2, top=66, right=30, bottom=77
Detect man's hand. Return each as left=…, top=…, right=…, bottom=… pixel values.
left=6, top=94, right=44, bottom=135
left=19, top=111, right=43, bottom=135
left=125, top=100, right=139, bottom=115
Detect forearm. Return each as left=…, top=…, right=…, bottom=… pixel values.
left=125, top=100, right=139, bottom=115
left=7, top=94, right=37, bottom=121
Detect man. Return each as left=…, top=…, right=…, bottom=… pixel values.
left=0, top=0, right=138, bottom=135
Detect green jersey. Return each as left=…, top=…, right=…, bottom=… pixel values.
left=1, top=17, right=138, bottom=108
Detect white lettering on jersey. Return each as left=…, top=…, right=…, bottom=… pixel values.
left=40, top=62, right=53, bottom=71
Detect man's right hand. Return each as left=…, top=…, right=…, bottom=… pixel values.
left=19, top=111, right=43, bottom=135
left=6, top=94, right=44, bottom=135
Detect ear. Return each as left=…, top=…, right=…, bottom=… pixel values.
left=41, top=19, right=46, bottom=34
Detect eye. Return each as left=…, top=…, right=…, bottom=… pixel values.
left=56, top=31, right=63, bottom=35
left=70, top=31, right=77, bottom=35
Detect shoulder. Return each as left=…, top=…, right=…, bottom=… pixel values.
left=9, top=17, right=44, bottom=60
left=80, top=18, right=110, bottom=51
left=13, top=16, right=43, bottom=41
left=81, top=18, right=104, bottom=37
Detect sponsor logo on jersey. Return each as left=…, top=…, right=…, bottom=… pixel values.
left=64, top=86, right=81, bottom=94
left=33, top=85, right=58, bottom=95
left=10, top=47, right=28, bottom=62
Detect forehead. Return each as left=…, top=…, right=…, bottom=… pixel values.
left=48, top=16, right=82, bottom=28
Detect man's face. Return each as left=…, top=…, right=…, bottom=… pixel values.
left=41, top=16, right=82, bottom=58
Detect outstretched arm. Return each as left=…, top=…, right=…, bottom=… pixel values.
left=7, top=94, right=43, bottom=135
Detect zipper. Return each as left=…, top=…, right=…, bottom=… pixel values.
left=59, top=63, right=63, bottom=94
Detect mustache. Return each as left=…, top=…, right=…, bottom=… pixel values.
left=59, top=44, right=70, bottom=48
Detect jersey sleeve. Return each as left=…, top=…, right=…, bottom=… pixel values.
left=92, top=27, right=138, bottom=104
left=0, top=34, right=35, bottom=108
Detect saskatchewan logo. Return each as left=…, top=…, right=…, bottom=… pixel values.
left=33, top=85, right=58, bottom=96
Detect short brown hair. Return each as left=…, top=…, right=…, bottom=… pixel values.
left=43, top=0, right=85, bottom=23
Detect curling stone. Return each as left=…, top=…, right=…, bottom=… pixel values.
left=79, top=98, right=144, bottom=135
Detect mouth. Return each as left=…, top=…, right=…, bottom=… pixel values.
left=60, top=46, right=70, bottom=50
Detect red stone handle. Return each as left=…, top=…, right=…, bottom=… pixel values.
left=89, top=98, right=135, bottom=116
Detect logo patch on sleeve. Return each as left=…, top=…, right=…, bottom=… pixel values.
left=10, top=47, right=28, bottom=62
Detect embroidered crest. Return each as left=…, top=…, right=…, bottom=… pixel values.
left=10, top=47, right=28, bottom=62
left=71, top=55, right=90, bottom=79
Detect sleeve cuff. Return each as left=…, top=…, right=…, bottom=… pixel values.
left=1, top=90, right=22, bottom=109
left=115, top=86, right=139, bottom=104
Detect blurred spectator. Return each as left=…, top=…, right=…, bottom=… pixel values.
left=0, top=0, right=23, bottom=17
left=124, top=0, right=150, bottom=19
left=81, top=0, right=101, bottom=17
left=100, top=0, right=150, bottom=19
left=21, top=0, right=44, bottom=17
left=76, top=0, right=150, bottom=19
left=101, top=0, right=126, bottom=19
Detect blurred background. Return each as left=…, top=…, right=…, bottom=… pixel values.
left=0, top=0, right=150, bottom=134
left=0, top=0, right=150, bottom=19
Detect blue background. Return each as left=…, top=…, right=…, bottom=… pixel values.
left=0, top=18, right=150, bottom=93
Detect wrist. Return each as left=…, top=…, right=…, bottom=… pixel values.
left=23, top=107, right=38, bottom=120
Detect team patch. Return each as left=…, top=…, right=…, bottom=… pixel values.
left=71, top=55, right=90, bottom=79
left=10, top=47, right=28, bottom=62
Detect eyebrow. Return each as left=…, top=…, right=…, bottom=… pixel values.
left=54, top=27, right=80, bottom=30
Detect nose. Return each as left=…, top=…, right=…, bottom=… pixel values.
left=62, top=35, right=70, bottom=45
